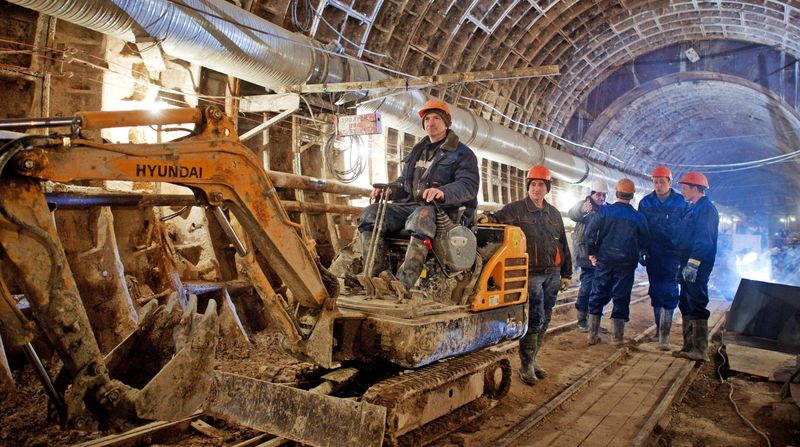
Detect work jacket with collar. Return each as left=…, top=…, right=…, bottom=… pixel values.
left=585, top=202, right=650, bottom=269
left=393, top=130, right=479, bottom=224
left=490, top=197, right=572, bottom=278
left=638, top=188, right=687, bottom=258
left=676, top=196, right=719, bottom=264
left=568, top=195, right=605, bottom=269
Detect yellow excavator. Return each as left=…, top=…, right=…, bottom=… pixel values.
left=0, top=106, right=528, bottom=446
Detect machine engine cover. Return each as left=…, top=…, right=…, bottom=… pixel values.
left=435, top=225, right=476, bottom=272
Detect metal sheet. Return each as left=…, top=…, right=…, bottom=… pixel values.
left=725, top=279, right=800, bottom=354
left=205, top=371, right=386, bottom=447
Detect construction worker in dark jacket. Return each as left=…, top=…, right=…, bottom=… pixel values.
left=485, top=165, right=572, bottom=385
left=568, top=178, right=609, bottom=332
left=585, top=179, right=650, bottom=346
left=638, top=166, right=687, bottom=350
left=673, top=172, right=719, bottom=362
left=358, top=99, right=479, bottom=292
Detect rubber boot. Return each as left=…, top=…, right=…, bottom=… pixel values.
left=587, top=314, right=602, bottom=345
left=518, top=332, right=539, bottom=385
left=611, top=318, right=625, bottom=346
left=534, top=331, right=547, bottom=378
left=672, top=316, right=694, bottom=357
left=360, top=231, right=387, bottom=277
left=658, top=307, right=673, bottom=351
left=396, top=237, right=429, bottom=291
left=576, top=310, right=588, bottom=332
left=650, top=307, right=662, bottom=341
left=675, top=319, right=709, bottom=362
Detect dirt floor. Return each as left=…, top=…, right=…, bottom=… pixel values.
left=2, top=285, right=799, bottom=446
left=656, top=344, right=800, bottom=446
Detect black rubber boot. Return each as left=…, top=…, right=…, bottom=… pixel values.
left=576, top=310, right=588, bottom=332
left=658, top=307, right=673, bottom=351
left=518, top=332, right=539, bottom=385
left=396, top=237, right=429, bottom=291
left=672, top=316, right=694, bottom=357
left=611, top=318, right=625, bottom=346
left=534, top=331, right=547, bottom=379
left=675, top=319, right=709, bottom=362
left=587, top=314, right=602, bottom=345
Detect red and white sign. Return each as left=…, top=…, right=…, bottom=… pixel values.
left=335, top=112, right=382, bottom=137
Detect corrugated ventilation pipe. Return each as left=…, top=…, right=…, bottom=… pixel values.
left=9, top=0, right=644, bottom=190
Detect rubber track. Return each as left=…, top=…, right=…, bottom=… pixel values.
left=363, top=348, right=512, bottom=446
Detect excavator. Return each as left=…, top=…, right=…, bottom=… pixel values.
left=0, top=106, right=529, bottom=446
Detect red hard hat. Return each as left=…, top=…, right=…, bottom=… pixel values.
left=527, top=165, right=551, bottom=181
left=652, top=166, right=672, bottom=178
left=679, top=171, right=710, bottom=189
left=418, top=99, right=451, bottom=119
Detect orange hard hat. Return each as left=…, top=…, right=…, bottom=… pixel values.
left=418, top=99, right=451, bottom=119
left=679, top=171, right=710, bottom=189
left=526, top=165, right=552, bottom=192
left=527, top=165, right=551, bottom=181
left=652, top=166, right=672, bottom=178
left=616, top=178, right=636, bottom=195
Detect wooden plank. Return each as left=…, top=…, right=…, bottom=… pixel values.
left=725, top=343, right=797, bottom=380
left=72, top=414, right=201, bottom=447
left=495, top=349, right=630, bottom=446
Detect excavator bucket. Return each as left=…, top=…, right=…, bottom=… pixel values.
left=104, top=295, right=220, bottom=421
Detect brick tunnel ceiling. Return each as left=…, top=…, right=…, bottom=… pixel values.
left=260, top=0, right=800, bottom=214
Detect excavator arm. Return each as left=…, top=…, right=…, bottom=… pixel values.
left=0, top=106, right=340, bottom=429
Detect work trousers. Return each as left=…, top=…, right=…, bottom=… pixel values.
left=527, top=271, right=561, bottom=333
left=678, top=260, right=714, bottom=320
left=574, top=266, right=595, bottom=313
left=358, top=203, right=436, bottom=240
left=646, top=253, right=681, bottom=309
left=588, top=262, right=636, bottom=321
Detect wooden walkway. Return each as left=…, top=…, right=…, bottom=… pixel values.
left=510, top=306, right=727, bottom=447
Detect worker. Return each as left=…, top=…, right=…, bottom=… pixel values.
left=585, top=179, right=650, bottom=345
left=358, top=99, right=479, bottom=292
left=673, top=172, right=719, bottom=362
left=638, top=166, right=687, bottom=350
left=568, top=178, right=609, bottom=332
left=482, top=165, right=572, bottom=385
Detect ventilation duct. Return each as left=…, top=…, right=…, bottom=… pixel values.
left=9, top=0, right=646, bottom=190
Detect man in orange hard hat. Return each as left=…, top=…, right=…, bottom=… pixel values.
left=585, top=179, right=650, bottom=346
left=484, top=165, right=572, bottom=385
left=568, top=178, right=609, bottom=332
left=358, top=98, right=479, bottom=292
left=638, top=166, right=687, bottom=350
left=673, top=171, right=718, bottom=362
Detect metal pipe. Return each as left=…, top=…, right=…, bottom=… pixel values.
left=0, top=116, right=77, bottom=130
left=23, top=342, right=65, bottom=413
left=9, top=0, right=646, bottom=190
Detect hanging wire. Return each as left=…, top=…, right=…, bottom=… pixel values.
left=716, top=342, right=772, bottom=447
left=324, top=134, right=366, bottom=183
left=294, top=0, right=388, bottom=59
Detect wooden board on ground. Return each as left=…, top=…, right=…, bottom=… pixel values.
left=725, top=343, right=798, bottom=381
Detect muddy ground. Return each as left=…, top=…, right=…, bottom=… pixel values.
left=2, top=288, right=798, bottom=446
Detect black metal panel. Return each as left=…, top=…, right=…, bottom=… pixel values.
left=726, top=278, right=800, bottom=354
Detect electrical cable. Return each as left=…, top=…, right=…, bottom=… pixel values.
left=324, top=134, right=366, bottom=183
left=297, top=0, right=388, bottom=58
left=716, top=341, right=772, bottom=447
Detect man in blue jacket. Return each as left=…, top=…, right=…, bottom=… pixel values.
left=673, top=172, right=719, bottom=362
left=638, top=166, right=687, bottom=350
left=585, top=179, right=650, bottom=345
left=358, top=99, right=479, bottom=292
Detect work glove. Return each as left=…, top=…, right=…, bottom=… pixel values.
left=559, top=278, right=571, bottom=291
left=638, top=251, right=648, bottom=267
left=475, top=213, right=489, bottom=224
left=681, top=259, right=701, bottom=283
